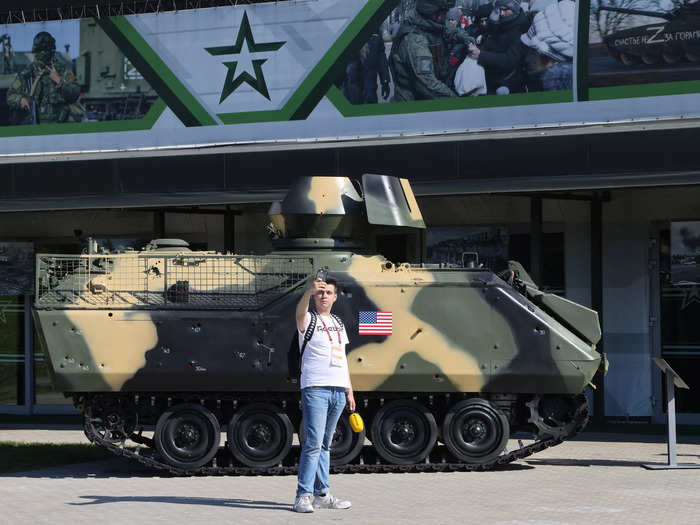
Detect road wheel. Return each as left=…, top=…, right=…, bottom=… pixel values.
left=442, top=398, right=509, bottom=464
left=227, top=403, right=293, bottom=468
left=154, top=403, right=220, bottom=470
left=299, top=413, right=366, bottom=465
left=662, top=51, right=680, bottom=64
left=641, top=52, right=659, bottom=65
left=619, top=52, right=640, bottom=66
left=370, top=399, right=437, bottom=464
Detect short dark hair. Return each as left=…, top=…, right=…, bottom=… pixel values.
left=325, top=278, right=338, bottom=294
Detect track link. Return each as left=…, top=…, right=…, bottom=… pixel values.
left=90, top=396, right=589, bottom=477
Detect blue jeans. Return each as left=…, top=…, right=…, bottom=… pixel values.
left=296, top=386, right=346, bottom=498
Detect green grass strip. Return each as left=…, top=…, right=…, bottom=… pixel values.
left=327, top=85, right=573, bottom=117
left=0, top=442, right=113, bottom=474
left=590, top=79, right=700, bottom=101
left=0, top=98, right=166, bottom=138
left=108, top=16, right=217, bottom=127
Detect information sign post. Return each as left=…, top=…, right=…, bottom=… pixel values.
left=643, top=358, right=700, bottom=470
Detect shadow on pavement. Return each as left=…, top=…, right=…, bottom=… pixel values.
left=1, top=458, right=173, bottom=479
left=526, top=454, right=700, bottom=467
left=70, top=495, right=291, bottom=511
left=2, top=456, right=535, bottom=478
left=572, top=432, right=700, bottom=445
left=525, top=458, right=650, bottom=467
left=490, top=463, right=534, bottom=471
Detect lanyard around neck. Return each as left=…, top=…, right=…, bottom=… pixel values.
left=318, top=315, right=341, bottom=345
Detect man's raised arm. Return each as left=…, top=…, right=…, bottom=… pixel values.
left=296, top=278, right=323, bottom=332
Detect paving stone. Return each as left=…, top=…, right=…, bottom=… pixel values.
left=2, top=427, right=700, bottom=524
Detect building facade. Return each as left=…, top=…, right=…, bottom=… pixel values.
left=2, top=0, right=700, bottom=424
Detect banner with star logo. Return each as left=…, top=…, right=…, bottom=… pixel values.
left=106, top=1, right=376, bottom=126
left=3, top=0, right=700, bottom=160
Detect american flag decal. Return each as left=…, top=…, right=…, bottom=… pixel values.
left=359, top=311, right=392, bottom=335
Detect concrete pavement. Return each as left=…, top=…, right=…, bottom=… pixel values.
left=2, top=426, right=700, bottom=524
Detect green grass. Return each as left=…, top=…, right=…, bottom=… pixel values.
left=0, top=441, right=113, bottom=473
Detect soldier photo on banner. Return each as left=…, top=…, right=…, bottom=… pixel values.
left=337, top=0, right=577, bottom=105
left=0, top=19, right=157, bottom=126
left=6, top=31, right=83, bottom=125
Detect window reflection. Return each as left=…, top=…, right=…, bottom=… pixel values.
left=0, top=296, right=24, bottom=405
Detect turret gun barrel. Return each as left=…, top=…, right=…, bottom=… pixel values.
left=598, top=5, right=673, bottom=20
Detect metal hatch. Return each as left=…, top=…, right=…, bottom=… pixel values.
left=362, top=174, right=426, bottom=229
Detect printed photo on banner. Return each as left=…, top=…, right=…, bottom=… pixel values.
left=0, top=242, right=34, bottom=295
left=426, top=226, right=509, bottom=270
left=671, top=221, right=700, bottom=285
left=0, top=19, right=156, bottom=126
left=335, top=0, right=576, bottom=105
left=588, top=0, right=700, bottom=88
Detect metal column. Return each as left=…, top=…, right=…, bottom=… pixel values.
left=154, top=210, right=165, bottom=238
left=23, top=294, right=33, bottom=414
left=591, top=193, right=605, bottom=422
left=224, top=206, right=236, bottom=253
left=530, top=196, right=543, bottom=285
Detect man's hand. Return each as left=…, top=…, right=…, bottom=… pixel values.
left=346, top=390, right=356, bottom=412
left=309, top=277, right=327, bottom=296
left=20, top=97, right=30, bottom=111
left=297, top=277, right=326, bottom=331
left=48, top=66, right=62, bottom=85
left=381, top=82, right=390, bottom=100
left=468, top=43, right=480, bottom=60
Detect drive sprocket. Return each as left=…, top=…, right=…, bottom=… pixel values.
left=83, top=396, right=138, bottom=444
left=526, top=394, right=589, bottom=441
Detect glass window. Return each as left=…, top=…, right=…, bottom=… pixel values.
left=508, top=232, right=566, bottom=295
left=34, top=329, right=69, bottom=405
left=659, top=228, right=700, bottom=413
left=0, top=296, right=24, bottom=405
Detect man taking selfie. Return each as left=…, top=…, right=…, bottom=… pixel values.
left=293, top=275, right=355, bottom=513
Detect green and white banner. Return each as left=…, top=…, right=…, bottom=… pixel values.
left=1, top=0, right=700, bottom=159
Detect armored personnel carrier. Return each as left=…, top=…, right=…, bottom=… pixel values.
left=34, top=175, right=602, bottom=475
left=76, top=19, right=158, bottom=121
left=600, top=2, right=700, bottom=65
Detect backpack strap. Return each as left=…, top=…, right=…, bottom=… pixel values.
left=299, top=311, right=317, bottom=356
left=330, top=313, right=345, bottom=333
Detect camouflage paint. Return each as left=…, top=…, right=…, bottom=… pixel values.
left=34, top=175, right=602, bottom=398
left=343, top=255, right=484, bottom=392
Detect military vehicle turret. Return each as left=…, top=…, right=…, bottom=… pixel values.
left=33, top=175, right=603, bottom=475
left=600, top=2, right=700, bottom=65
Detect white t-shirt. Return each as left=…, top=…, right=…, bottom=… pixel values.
left=298, top=311, right=351, bottom=390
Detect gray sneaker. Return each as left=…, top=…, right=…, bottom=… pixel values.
left=293, top=495, right=314, bottom=513
left=313, top=493, right=351, bottom=510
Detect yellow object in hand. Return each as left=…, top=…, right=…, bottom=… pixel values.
left=349, top=411, right=364, bottom=433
